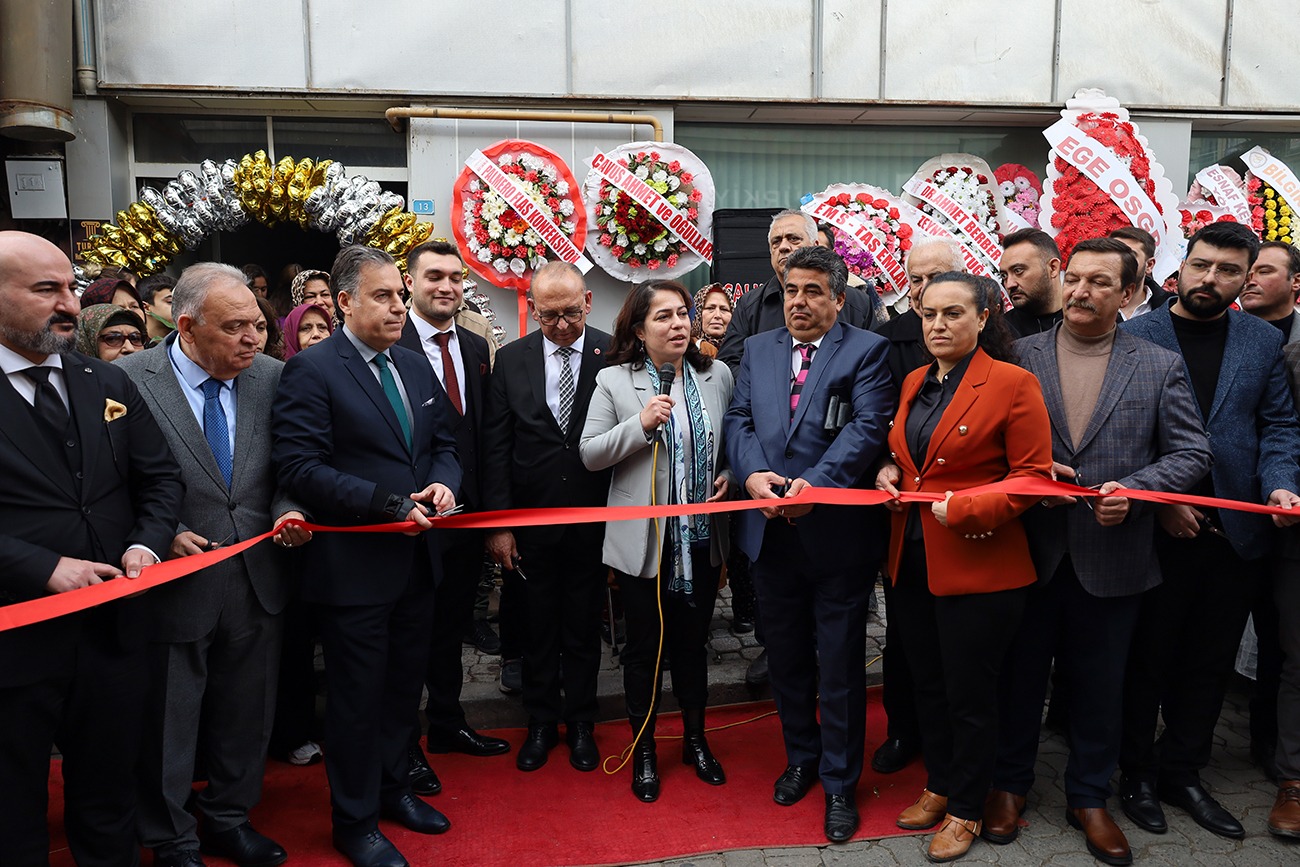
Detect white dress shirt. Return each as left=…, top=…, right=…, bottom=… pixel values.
left=789, top=333, right=827, bottom=382
left=342, top=325, right=413, bottom=429
left=1120, top=287, right=1154, bottom=321
left=410, top=311, right=467, bottom=410
left=168, top=337, right=237, bottom=454
left=0, top=342, right=68, bottom=410
left=541, top=331, right=586, bottom=425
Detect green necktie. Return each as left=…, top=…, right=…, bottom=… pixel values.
left=372, top=353, right=412, bottom=450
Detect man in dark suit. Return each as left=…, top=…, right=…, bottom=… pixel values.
left=1120, top=221, right=1300, bottom=840
left=397, top=240, right=507, bottom=793
left=272, top=245, right=461, bottom=867
left=723, top=245, right=895, bottom=843
left=481, top=261, right=611, bottom=773
left=985, top=238, right=1212, bottom=864
left=122, top=263, right=310, bottom=867
left=0, top=231, right=183, bottom=866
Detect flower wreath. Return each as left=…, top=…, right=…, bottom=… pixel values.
left=904, top=154, right=1009, bottom=244
left=1178, top=167, right=1245, bottom=239
left=994, top=163, right=1043, bottom=229
left=1245, top=172, right=1295, bottom=245
left=583, top=141, right=714, bottom=282
left=451, top=139, right=587, bottom=292
left=805, top=184, right=914, bottom=305
left=1041, top=90, right=1179, bottom=267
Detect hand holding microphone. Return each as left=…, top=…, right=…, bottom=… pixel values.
left=639, top=363, right=677, bottom=432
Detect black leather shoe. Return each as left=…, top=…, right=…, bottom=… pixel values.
left=682, top=731, right=726, bottom=785
left=566, top=721, right=599, bottom=771
left=332, top=828, right=407, bottom=867
left=632, top=743, right=660, bottom=802
left=516, top=720, right=559, bottom=771
left=199, top=822, right=286, bottom=867
left=407, top=745, right=441, bottom=795
left=380, top=792, right=451, bottom=835
left=773, top=764, right=818, bottom=806
left=732, top=616, right=754, bottom=635
left=462, top=620, right=502, bottom=655
left=824, top=793, right=859, bottom=843
left=870, top=737, right=919, bottom=775
left=1118, top=778, right=1166, bottom=834
left=745, top=649, right=770, bottom=685
left=155, top=850, right=205, bottom=867
left=427, top=726, right=510, bottom=757
left=1157, top=781, right=1245, bottom=839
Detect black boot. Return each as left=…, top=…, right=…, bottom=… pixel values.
left=630, top=717, right=660, bottom=802
left=681, top=707, right=726, bottom=785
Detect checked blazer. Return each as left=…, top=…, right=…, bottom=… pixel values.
left=1016, top=326, right=1213, bottom=597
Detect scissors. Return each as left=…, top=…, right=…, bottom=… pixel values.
left=203, top=530, right=236, bottom=551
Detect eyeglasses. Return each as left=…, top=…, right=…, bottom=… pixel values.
left=1183, top=260, right=1245, bottom=281
left=99, top=331, right=145, bottom=348
left=535, top=308, right=585, bottom=326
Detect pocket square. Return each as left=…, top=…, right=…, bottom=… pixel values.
left=421, top=397, right=436, bottom=407
left=104, top=398, right=127, bottom=423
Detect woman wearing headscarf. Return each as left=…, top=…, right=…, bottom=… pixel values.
left=76, top=303, right=147, bottom=362
left=81, top=277, right=145, bottom=320
left=288, top=269, right=333, bottom=320
left=691, top=283, right=732, bottom=358
left=281, top=302, right=335, bottom=359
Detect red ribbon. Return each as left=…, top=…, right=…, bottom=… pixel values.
left=1, top=478, right=1292, bottom=633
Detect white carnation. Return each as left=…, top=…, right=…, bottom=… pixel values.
left=668, top=177, right=681, bottom=191
left=653, top=239, right=668, bottom=253
left=652, top=170, right=668, bottom=183
left=556, top=181, right=570, bottom=196
left=560, top=200, right=575, bottom=216
left=634, top=166, right=649, bottom=179
left=493, top=258, right=509, bottom=272
left=477, top=248, right=493, bottom=263
left=617, top=234, right=628, bottom=247
left=634, top=243, right=647, bottom=255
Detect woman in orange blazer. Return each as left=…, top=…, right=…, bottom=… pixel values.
left=875, top=273, right=1052, bottom=864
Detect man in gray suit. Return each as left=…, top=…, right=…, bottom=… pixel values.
left=984, top=239, right=1212, bottom=865
left=121, top=263, right=310, bottom=867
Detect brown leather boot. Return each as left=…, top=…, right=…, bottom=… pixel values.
left=1268, top=780, right=1300, bottom=839
left=926, top=814, right=981, bottom=863
left=980, top=789, right=1026, bottom=844
left=1066, top=807, right=1132, bottom=865
left=897, top=788, right=948, bottom=830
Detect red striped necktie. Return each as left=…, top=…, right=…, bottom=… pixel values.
left=790, top=343, right=815, bottom=418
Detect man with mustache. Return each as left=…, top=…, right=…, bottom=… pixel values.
left=999, top=229, right=1065, bottom=338
left=0, top=231, right=183, bottom=865
left=1119, top=221, right=1300, bottom=840
left=986, top=238, right=1211, bottom=865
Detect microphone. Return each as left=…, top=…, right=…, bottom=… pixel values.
left=657, top=363, right=676, bottom=396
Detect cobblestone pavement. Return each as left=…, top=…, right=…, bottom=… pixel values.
left=452, top=582, right=1294, bottom=866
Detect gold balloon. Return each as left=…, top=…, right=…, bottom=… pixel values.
left=309, top=159, right=333, bottom=187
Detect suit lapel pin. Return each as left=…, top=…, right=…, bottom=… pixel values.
left=84, top=367, right=93, bottom=373
left=958, top=425, right=968, bottom=435
left=593, top=348, right=601, bottom=355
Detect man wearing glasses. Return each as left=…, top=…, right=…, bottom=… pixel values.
left=1119, top=221, right=1300, bottom=841
left=481, top=262, right=612, bottom=774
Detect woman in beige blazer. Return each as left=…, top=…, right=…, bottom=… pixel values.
left=581, top=279, right=734, bottom=804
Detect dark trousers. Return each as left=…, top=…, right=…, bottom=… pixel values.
left=751, top=520, right=871, bottom=796
left=423, top=529, right=484, bottom=736
left=499, top=566, right=525, bottom=662
left=0, top=618, right=149, bottom=867
left=1250, top=563, right=1283, bottom=758
left=315, top=553, right=436, bottom=830
left=992, top=558, right=1142, bottom=807
left=269, top=596, right=318, bottom=757
left=137, top=574, right=282, bottom=854
left=890, top=543, right=1026, bottom=821
left=518, top=529, right=606, bottom=724
left=617, top=545, right=720, bottom=723
left=1120, top=531, right=1257, bottom=786
left=1276, top=553, right=1300, bottom=780
left=879, top=571, right=921, bottom=744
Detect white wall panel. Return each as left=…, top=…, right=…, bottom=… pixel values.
left=883, top=0, right=1055, bottom=103
left=97, top=0, right=308, bottom=90
left=821, top=0, right=883, bottom=100
left=1057, top=0, right=1226, bottom=107
left=1227, top=0, right=1300, bottom=109
left=306, top=0, right=568, bottom=95
left=571, top=1, right=813, bottom=98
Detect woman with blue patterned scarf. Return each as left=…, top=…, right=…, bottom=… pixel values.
left=581, top=279, right=735, bottom=803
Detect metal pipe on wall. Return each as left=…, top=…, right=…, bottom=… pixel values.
left=385, top=106, right=664, bottom=142
left=0, top=0, right=75, bottom=141
left=73, top=0, right=98, bottom=96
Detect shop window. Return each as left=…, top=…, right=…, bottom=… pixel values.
left=133, top=115, right=268, bottom=164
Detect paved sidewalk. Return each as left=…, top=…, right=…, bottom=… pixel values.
left=450, top=582, right=1294, bottom=865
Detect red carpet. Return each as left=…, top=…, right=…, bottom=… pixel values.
left=50, top=693, right=926, bottom=866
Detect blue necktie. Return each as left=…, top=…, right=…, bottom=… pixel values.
left=201, top=378, right=232, bottom=487
left=373, top=353, right=413, bottom=450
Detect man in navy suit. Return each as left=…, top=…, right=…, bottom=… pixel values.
left=724, top=245, right=895, bottom=843
left=1119, top=222, right=1300, bottom=840
left=396, top=240, right=508, bottom=793
left=272, top=245, right=461, bottom=867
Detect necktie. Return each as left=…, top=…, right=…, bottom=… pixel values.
left=20, top=367, right=69, bottom=433
left=201, top=378, right=233, bottom=487
left=790, top=343, right=815, bottom=419
left=373, top=353, right=412, bottom=449
left=555, top=346, right=576, bottom=434
left=432, top=331, right=463, bottom=415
